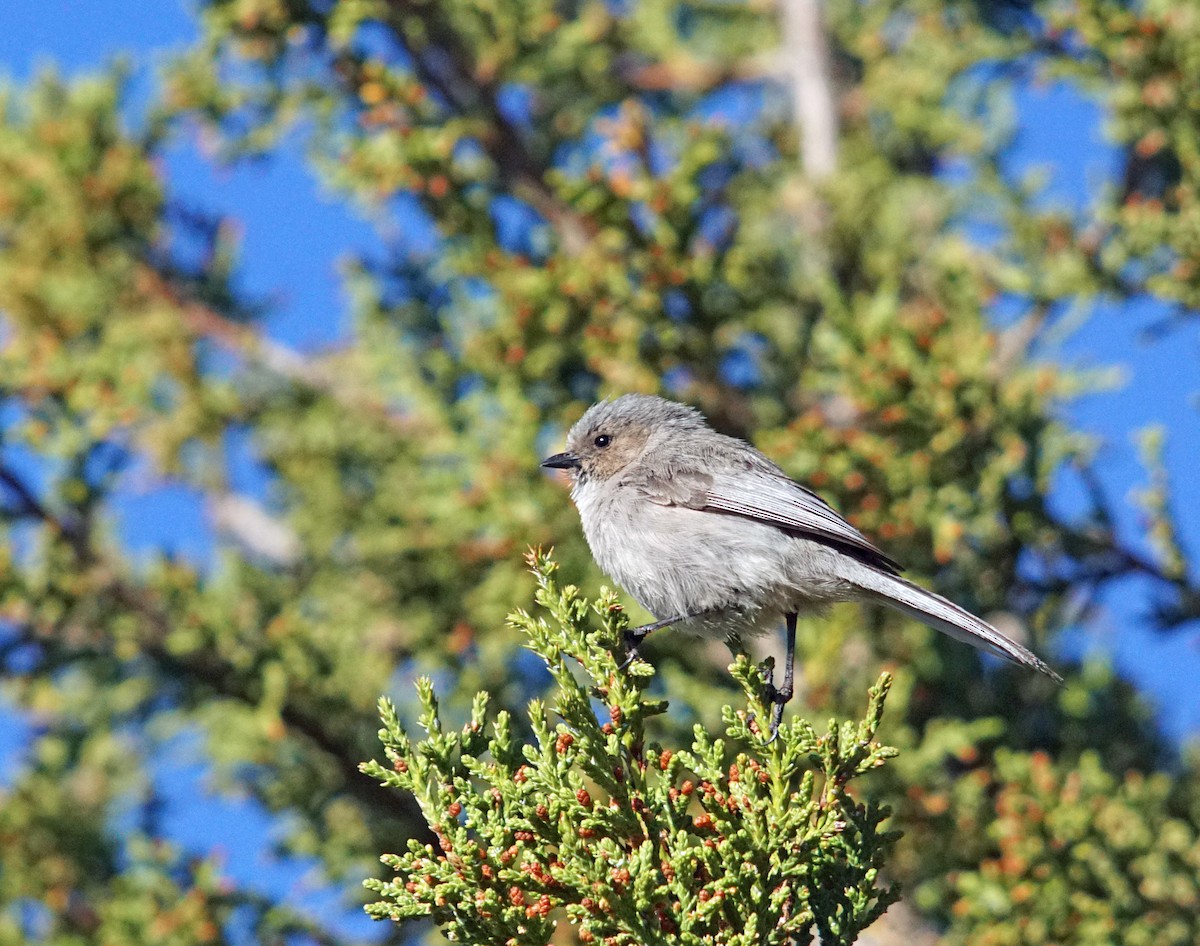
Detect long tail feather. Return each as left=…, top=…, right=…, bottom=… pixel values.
left=848, top=567, right=1063, bottom=684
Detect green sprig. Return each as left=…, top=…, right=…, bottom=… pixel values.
left=362, top=550, right=901, bottom=944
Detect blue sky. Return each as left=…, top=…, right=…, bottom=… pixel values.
left=1002, top=81, right=1200, bottom=738
left=1, top=0, right=1198, bottom=939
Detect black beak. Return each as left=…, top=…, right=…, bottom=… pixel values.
left=541, top=452, right=581, bottom=470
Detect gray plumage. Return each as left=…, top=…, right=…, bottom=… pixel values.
left=542, top=393, right=1061, bottom=686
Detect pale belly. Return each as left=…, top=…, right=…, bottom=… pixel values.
left=574, top=481, right=854, bottom=639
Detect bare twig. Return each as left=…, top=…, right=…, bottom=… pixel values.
left=210, top=492, right=301, bottom=566
left=0, top=465, right=52, bottom=521
left=993, top=301, right=1053, bottom=375
left=0, top=466, right=92, bottom=561
left=619, top=54, right=774, bottom=93
left=138, top=267, right=420, bottom=436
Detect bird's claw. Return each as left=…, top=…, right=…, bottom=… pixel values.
left=617, top=629, right=645, bottom=670
left=761, top=680, right=792, bottom=744
left=614, top=614, right=691, bottom=672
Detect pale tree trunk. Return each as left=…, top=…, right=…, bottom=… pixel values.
left=779, top=0, right=838, bottom=179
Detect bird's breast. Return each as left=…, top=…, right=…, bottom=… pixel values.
left=571, top=480, right=802, bottom=634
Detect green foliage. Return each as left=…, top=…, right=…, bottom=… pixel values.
left=0, top=724, right=333, bottom=946
left=0, top=70, right=232, bottom=468
left=364, top=551, right=899, bottom=945
left=0, top=0, right=1198, bottom=944
left=1062, top=0, right=1200, bottom=311
left=946, top=750, right=1200, bottom=946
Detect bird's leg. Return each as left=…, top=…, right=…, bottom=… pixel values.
left=764, top=613, right=798, bottom=742
left=619, top=614, right=693, bottom=669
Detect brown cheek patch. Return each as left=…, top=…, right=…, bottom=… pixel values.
left=595, top=429, right=650, bottom=477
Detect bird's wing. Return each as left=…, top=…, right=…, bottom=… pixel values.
left=634, top=462, right=902, bottom=575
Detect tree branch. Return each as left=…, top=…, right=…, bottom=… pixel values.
left=210, top=492, right=301, bottom=566
left=105, top=576, right=427, bottom=832
left=619, top=55, right=771, bottom=93
left=0, top=465, right=52, bottom=521
left=378, top=0, right=596, bottom=253
left=138, top=266, right=420, bottom=437
left=993, top=301, right=1053, bottom=375
left=0, top=462, right=428, bottom=838
left=0, top=466, right=92, bottom=562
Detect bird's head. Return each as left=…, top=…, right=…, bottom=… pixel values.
left=541, top=393, right=705, bottom=482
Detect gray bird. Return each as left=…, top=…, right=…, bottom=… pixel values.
left=542, top=394, right=1061, bottom=736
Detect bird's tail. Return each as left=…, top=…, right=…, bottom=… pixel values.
left=848, top=567, right=1063, bottom=684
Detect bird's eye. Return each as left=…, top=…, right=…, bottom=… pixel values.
left=594, top=434, right=611, bottom=448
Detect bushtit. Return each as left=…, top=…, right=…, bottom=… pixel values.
left=543, top=394, right=1061, bottom=735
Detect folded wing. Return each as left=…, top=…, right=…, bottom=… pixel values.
left=635, top=461, right=902, bottom=575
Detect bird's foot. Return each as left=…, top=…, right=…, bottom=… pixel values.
left=762, top=677, right=794, bottom=744
left=763, top=681, right=792, bottom=744
left=616, top=614, right=690, bottom=670
left=618, top=629, right=645, bottom=670
left=760, top=613, right=798, bottom=744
